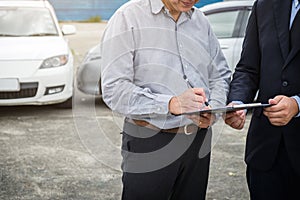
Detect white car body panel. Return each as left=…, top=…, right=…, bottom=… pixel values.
left=0, top=38, right=69, bottom=60
left=219, top=38, right=239, bottom=70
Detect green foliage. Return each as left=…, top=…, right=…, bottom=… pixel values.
left=85, top=16, right=102, bottom=23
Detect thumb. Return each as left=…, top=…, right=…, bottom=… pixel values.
left=268, top=95, right=284, bottom=105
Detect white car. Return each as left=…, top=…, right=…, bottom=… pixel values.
left=76, top=1, right=254, bottom=96
left=201, top=0, right=253, bottom=69
left=76, top=44, right=102, bottom=96
left=0, top=0, right=76, bottom=107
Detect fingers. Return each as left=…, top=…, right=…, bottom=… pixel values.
left=169, top=88, right=208, bottom=115
left=187, top=113, right=215, bottom=128
left=229, top=117, right=245, bottom=129
left=190, top=88, right=206, bottom=107
left=268, top=95, right=284, bottom=104
left=265, top=96, right=283, bottom=112
left=192, top=88, right=206, bottom=102
left=193, top=93, right=206, bottom=104
left=264, top=116, right=288, bottom=126
left=224, top=110, right=246, bottom=130
left=264, top=96, right=299, bottom=126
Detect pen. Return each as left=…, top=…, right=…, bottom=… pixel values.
left=184, top=75, right=210, bottom=108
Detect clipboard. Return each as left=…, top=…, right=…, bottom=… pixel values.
left=182, top=103, right=272, bottom=115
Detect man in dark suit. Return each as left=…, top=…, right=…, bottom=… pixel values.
left=225, top=0, right=300, bottom=199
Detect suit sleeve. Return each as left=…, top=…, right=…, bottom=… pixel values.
left=227, top=1, right=261, bottom=103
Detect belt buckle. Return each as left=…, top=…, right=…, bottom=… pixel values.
left=184, top=124, right=196, bottom=135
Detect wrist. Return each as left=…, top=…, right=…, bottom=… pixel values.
left=291, top=97, right=300, bottom=117
left=169, top=96, right=179, bottom=115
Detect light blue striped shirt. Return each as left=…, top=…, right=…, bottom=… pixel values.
left=100, top=0, right=231, bottom=129
left=290, top=0, right=300, bottom=117
left=290, top=0, right=300, bottom=28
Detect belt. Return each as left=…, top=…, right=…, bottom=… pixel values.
left=127, top=119, right=199, bottom=134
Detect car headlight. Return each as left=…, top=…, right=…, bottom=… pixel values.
left=40, top=55, right=69, bottom=69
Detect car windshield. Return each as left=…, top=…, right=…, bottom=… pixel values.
left=0, top=7, right=58, bottom=37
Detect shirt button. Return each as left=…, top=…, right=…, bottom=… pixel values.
left=282, top=81, right=288, bottom=87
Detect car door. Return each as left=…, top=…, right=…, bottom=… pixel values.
left=204, top=7, right=252, bottom=71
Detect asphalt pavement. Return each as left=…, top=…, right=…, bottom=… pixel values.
left=0, top=22, right=250, bottom=200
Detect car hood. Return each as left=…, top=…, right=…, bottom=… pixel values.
left=0, top=37, right=70, bottom=60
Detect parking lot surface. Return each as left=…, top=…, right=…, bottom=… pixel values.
left=0, top=22, right=250, bottom=200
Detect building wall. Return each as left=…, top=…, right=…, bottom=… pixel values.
left=48, top=0, right=128, bottom=21
left=49, top=0, right=222, bottom=21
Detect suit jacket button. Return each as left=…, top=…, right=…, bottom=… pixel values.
left=282, top=81, right=288, bottom=87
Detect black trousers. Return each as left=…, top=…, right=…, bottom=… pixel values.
left=121, top=121, right=211, bottom=200
left=246, top=140, right=300, bottom=200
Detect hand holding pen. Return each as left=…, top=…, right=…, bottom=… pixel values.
left=186, top=96, right=215, bottom=129
left=168, top=75, right=214, bottom=128
left=168, top=88, right=208, bottom=115
left=168, top=87, right=214, bottom=128
left=184, top=75, right=211, bottom=109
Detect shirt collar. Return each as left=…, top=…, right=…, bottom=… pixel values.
left=186, top=8, right=194, bottom=19
left=294, top=0, right=299, bottom=8
left=149, top=0, right=194, bottom=18
left=150, top=0, right=165, bottom=14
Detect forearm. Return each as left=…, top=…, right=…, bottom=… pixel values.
left=102, top=79, right=172, bottom=116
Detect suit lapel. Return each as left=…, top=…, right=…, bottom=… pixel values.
left=272, top=0, right=291, bottom=62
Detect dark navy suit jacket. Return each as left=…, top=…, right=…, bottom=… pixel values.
left=228, top=0, right=300, bottom=174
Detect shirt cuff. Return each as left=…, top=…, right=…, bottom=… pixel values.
left=231, top=101, right=247, bottom=114
left=291, top=96, right=300, bottom=117
left=231, top=101, right=244, bottom=105
left=155, top=94, right=173, bottom=114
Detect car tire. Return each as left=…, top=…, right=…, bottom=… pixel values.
left=56, top=97, right=73, bottom=108
left=99, top=81, right=102, bottom=95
